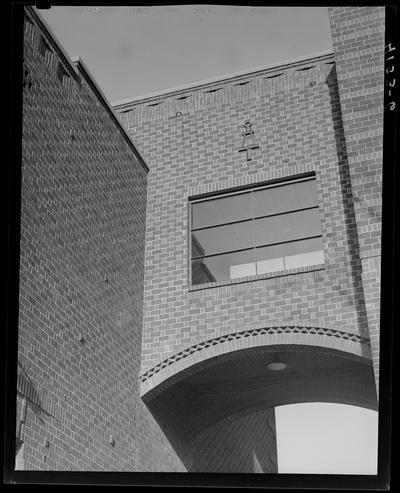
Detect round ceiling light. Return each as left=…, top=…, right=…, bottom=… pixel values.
left=267, top=352, right=287, bottom=371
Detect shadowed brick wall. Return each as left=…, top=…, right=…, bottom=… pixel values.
left=144, top=377, right=279, bottom=472
left=328, top=6, right=385, bottom=393
left=190, top=409, right=277, bottom=473
left=17, top=7, right=184, bottom=471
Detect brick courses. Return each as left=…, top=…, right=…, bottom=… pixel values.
left=17, top=5, right=384, bottom=473
left=328, top=6, right=384, bottom=393
left=114, top=50, right=378, bottom=385
left=17, top=7, right=184, bottom=471
left=112, top=7, right=383, bottom=472
left=187, top=408, right=278, bottom=473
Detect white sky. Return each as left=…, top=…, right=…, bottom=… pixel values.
left=276, top=403, right=378, bottom=474
left=39, top=5, right=333, bottom=103
left=36, top=5, right=378, bottom=475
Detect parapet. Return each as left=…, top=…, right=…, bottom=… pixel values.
left=113, top=51, right=335, bottom=124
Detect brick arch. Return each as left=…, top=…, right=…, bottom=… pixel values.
left=140, top=325, right=372, bottom=399
left=142, top=332, right=376, bottom=472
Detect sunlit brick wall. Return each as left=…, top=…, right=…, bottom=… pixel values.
left=115, top=53, right=373, bottom=382
left=328, top=6, right=385, bottom=391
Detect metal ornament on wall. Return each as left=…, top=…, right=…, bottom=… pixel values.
left=238, top=121, right=260, bottom=161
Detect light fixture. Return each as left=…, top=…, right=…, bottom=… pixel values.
left=267, top=352, right=287, bottom=371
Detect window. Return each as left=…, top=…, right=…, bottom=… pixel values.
left=190, top=175, right=324, bottom=286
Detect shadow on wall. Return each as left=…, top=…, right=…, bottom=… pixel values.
left=142, top=344, right=377, bottom=472
left=325, top=66, right=372, bottom=350
left=17, top=360, right=48, bottom=425
left=146, top=397, right=278, bottom=473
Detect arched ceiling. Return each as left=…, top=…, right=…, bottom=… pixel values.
left=144, top=344, right=377, bottom=470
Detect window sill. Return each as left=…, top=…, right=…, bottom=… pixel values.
left=188, top=263, right=326, bottom=291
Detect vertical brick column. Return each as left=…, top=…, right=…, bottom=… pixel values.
left=328, top=6, right=385, bottom=393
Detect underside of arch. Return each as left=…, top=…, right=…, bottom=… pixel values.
left=142, top=342, right=377, bottom=472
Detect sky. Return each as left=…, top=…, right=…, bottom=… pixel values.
left=38, top=5, right=333, bottom=103
left=36, top=5, right=378, bottom=475
left=276, top=403, right=378, bottom=474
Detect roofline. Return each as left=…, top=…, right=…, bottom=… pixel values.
left=112, top=50, right=334, bottom=108
left=72, top=57, right=150, bottom=172
left=25, top=6, right=149, bottom=174
left=26, top=6, right=81, bottom=83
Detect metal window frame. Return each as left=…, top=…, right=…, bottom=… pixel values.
left=191, top=205, right=319, bottom=233
left=191, top=234, right=323, bottom=260
left=189, top=173, right=315, bottom=205
left=189, top=174, right=322, bottom=284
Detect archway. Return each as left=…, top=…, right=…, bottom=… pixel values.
left=142, top=337, right=377, bottom=472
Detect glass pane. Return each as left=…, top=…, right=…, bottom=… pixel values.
left=254, top=179, right=318, bottom=217
left=284, top=237, right=324, bottom=269
left=255, top=209, right=321, bottom=247
left=256, top=237, right=324, bottom=274
left=192, top=220, right=253, bottom=257
left=192, top=192, right=252, bottom=229
left=256, top=244, right=285, bottom=274
left=192, top=249, right=255, bottom=285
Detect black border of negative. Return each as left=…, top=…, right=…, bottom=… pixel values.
left=3, top=1, right=397, bottom=490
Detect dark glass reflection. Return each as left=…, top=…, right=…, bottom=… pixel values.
left=190, top=177, right=324, bottom=285
left=192, top=192, right=252, bottom=229
left=253, top=180, right=318, bottom=217
left=192, top=249, right=255, bottom=285
left=255, top=209, right=321, bottom=246
left=192, top=220, right=253, bottom=257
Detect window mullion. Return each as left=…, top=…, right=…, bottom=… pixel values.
left=251, top=190, right=257, bottom=275
left=189, top=174, right=322, bottom=286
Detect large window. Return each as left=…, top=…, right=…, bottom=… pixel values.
left=190, top=175, right=324, bottom=286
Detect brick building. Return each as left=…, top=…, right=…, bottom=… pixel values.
left=16, top=6, right=183, bottom=472
left=15, top=6, right=384, bottom=472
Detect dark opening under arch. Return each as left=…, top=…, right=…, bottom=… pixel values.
left=143, top=343, right=377, bottom=472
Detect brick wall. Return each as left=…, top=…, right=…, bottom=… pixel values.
left=114, top=45, right=381, bottom=471
left=17, top=5, right=384, bottom=473
left=114, top=11, right=384, bottom=468
left=190, top=409, right=277, bottom=473
left=17, top=7, right=184, bottom=471
left=115, top=52, right=375, bottom=385
left=328, top=6, right=385, bottom=391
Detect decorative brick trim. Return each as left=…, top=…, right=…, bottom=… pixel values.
left=140, top=326, right=370, bottom=383
left=113, top=52, right=334, bottom=107
left=114, top=53, right=335, bottom=124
